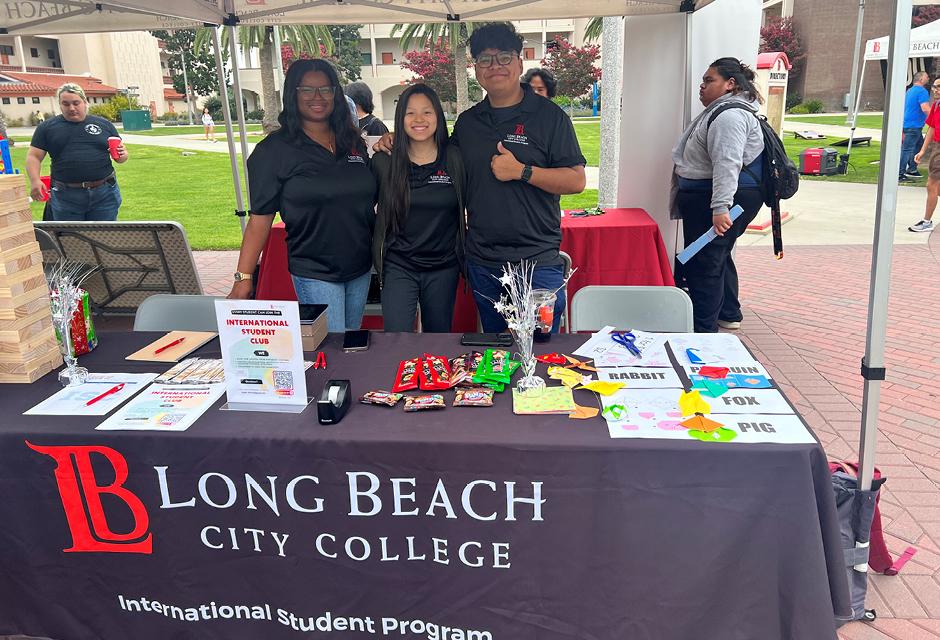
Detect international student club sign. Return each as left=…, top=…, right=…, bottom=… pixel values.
left=25, top=441, right=547, bottom=638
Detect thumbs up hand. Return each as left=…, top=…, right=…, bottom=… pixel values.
left=491, top=141, right=524, bottom=182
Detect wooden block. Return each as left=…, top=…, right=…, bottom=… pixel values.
left=0, top=174, right=28, bottom=202
left=0, top=263, right=46, bottom=299
left=0, top=242, right=42, bottom=277
left=0, top=287, right=50, bottom=321
left=0, top=207, right=32, bottom=227
left=0, top=315, right=52, bottom=343
left=0, top=224, right=37, bottom=253
left=0, top=330, right=58, bottom=361
left=0, top=349, right=63, bottom=384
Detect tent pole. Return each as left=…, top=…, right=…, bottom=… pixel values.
left=227, top=25, right=252, bottom=205
left=858, top=0, right=912, bottom=492
left=846, top=58, right=867, bottom=159
left=846, top=0, right=866, bottom=126
left=212, top=27, right=248, bottom=234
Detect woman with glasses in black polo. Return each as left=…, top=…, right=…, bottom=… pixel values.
left=228, top=59, right=377, bottom=332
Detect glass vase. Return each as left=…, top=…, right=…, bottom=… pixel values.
left=52, top=292, right=88, bottom=387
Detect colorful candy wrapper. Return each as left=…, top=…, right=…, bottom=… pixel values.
left=393, top=358, right=421, bottom=392
left=453, top=388, right=494, bottom=407
left=420, top=353, right=452, bottom=390
left=403, top=394, right=445, bottom=412
left=360, top=390, right=404, bottom=407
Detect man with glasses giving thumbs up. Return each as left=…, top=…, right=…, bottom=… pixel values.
left=455, top=22, right=586, bottom=332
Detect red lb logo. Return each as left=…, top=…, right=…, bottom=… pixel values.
left=27, top=441, right=153, bottom=554
left=514, top=124, right=525, bottom=136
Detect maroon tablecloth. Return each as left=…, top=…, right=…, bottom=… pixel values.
left=255, top=208, right=674, bottom=330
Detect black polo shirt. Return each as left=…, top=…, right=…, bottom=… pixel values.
left=248, top=130, right=377, bottom=282
left=29, top=115, right=119, bottom=183
left=452, top=85, right=585, bottom=266
left=385, top=157, right=459, bottom=271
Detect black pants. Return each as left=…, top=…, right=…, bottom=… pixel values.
left=677, top=187, right=762, bottom=333
left=381, top=261, right=459, bottom=333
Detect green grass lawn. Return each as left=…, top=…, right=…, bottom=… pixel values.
left=782, top=135, right=884, bottom=184
left=786, top=114, right=883, bottom=129
left=130, top=124, right=262, bottom=136
left=5, top=117, right=888, bottom=250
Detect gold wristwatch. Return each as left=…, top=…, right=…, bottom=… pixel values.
left=233, top=271, right=252, bottom=282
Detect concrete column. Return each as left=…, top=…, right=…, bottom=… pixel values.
left=15, top=36, right=26, bottom=72
left=598, top=17, right=623, bottom=208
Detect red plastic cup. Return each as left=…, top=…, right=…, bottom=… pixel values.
left=107, top=136, right=121, bottom=160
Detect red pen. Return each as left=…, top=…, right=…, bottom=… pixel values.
left=86, top=383, right=125, bottom=406
left=154, top=337, right=185, bottom=354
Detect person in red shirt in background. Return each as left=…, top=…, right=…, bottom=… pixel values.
left=911, top=80, right=940, bottom=233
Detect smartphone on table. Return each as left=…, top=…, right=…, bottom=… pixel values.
left=343, top=330, right=370, bottom=352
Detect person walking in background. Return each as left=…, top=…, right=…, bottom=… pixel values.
left=673, top=58, right=765, bottom=333
left=522, top=68, right=557, bottom=99
left=909, top=79, right=940, bottom=233
left=899, top=71, right=931, bottom=182
left=346, top=82, right=390, bottom=137
left=26, top=83, right=128, bottom=221
left=228, top=59, right=377, bottom=332
left=34, top=110, right=45, bottom=124
left=372, top=84, right=464, bottom=332
left=202, top=107, right=216, bottom=142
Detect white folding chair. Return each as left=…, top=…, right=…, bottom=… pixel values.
left=558, top=250, right=573, bottom=332
left=133, top=294, right=223, bottom=332
left=569, top=285, right=694, bottom=333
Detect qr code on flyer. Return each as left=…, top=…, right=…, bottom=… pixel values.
left=274, top=370, right=294, bottom=396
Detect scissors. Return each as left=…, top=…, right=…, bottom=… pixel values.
left=610, top=331, right=642, bottom=358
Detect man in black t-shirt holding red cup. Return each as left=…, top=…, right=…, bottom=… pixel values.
left=26, top=83, right=128, bottom=221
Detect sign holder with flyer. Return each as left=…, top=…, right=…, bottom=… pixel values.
left=214, top=299, right=311, bottom=413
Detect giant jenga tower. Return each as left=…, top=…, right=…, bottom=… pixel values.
left=0, top=174, right=62, bottom=383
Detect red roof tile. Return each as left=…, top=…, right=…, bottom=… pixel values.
left=163, top=88, right=184, bottom=100
left=0, top=71, right=119, bottom=97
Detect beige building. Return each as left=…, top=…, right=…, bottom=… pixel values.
left=0, top=32, right=185, bottom=122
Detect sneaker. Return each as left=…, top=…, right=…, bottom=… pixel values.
left=717, top=319, right=742, bottom=330
left=899, top=175, right=912, bottom=183
left=905, top=171, right=923, bottom=178
left=909, top=219, right=935, bottom=233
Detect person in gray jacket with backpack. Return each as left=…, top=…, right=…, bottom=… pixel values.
left=673, top=57, right=765, bottom=333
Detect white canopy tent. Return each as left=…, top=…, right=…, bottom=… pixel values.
left=0, top=0, right=913, bottom=498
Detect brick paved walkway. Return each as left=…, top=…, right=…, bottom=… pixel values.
left=191, top=232, right=940, bottom=638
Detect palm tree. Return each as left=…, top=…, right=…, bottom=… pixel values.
left=195, top=25, right=334, bottom=134
left=584, top=18, right=603, bottom=43
left=392, top=22, right=477, bottom=116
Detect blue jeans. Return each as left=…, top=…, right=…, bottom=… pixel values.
left=900, top=128, right=924, bottom=176
left=291, top=271, right=371, bottom=332
left=466, top=261, right=566, bottom=333
left=49, top=181, right=122, bottom=221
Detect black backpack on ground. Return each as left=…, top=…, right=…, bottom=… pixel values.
left=707, top=102, right=798, bottom=258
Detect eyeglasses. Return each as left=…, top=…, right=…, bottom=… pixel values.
left=297, top=85, right=336, bottom=99
left=932, top=85, right=940, bottom=89
left=474, top=51, right=518, bottom=68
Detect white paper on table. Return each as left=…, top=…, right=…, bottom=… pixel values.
left=667, top=333, right=757, bottom=366
left=597, top=367, right=684, bottom=389
left=573, top=327, right=672, bottom=367
left=24, top=373, right=158, bottom=416
left=601, top=388, right=687, bottom=439
left=684, top=361, right=773, bottom=390
left=214, top=299, right=308, bottom=407
left=95, top=383, right=226, bottom=431
left=706, top=388, right=794, bottom=414
left=712, top=414, right=816, bottom=444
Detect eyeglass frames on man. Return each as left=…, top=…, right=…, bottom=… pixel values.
left=297, top=85, right=336, bottom=99
left=474, top=51, right=519, bottom=68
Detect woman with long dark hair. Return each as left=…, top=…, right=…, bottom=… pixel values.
left=371, top=84, right=465, bottom=332
left=672, top=57, right=765, bottom=333
left=228, top=59, right=377, bottom=332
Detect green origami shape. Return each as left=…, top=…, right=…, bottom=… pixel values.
left=699, top=379, right=729, bottom=398
left=688, top=427, right=737, bottom=443
left=602, top=404, right=627, bottom=420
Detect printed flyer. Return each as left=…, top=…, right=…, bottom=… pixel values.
left=95, top=383, right=226, bottom=432
left=214, top=300, right=308, bottom=408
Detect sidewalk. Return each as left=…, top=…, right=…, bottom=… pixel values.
left=190, top=181, right=939, bottom=638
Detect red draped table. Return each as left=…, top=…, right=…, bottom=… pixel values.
left=255, top=208, right=674, bottom=331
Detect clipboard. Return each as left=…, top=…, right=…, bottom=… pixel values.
left=125, top=331, right=218, bottom=363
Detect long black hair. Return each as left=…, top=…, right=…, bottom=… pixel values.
left=277, top=58, right=364, bottom=156
left=382, top=83, right=449, bottom=236
left=710, top=57, right=764, bottom=105
left=522, top=67, right=558, bottom=98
